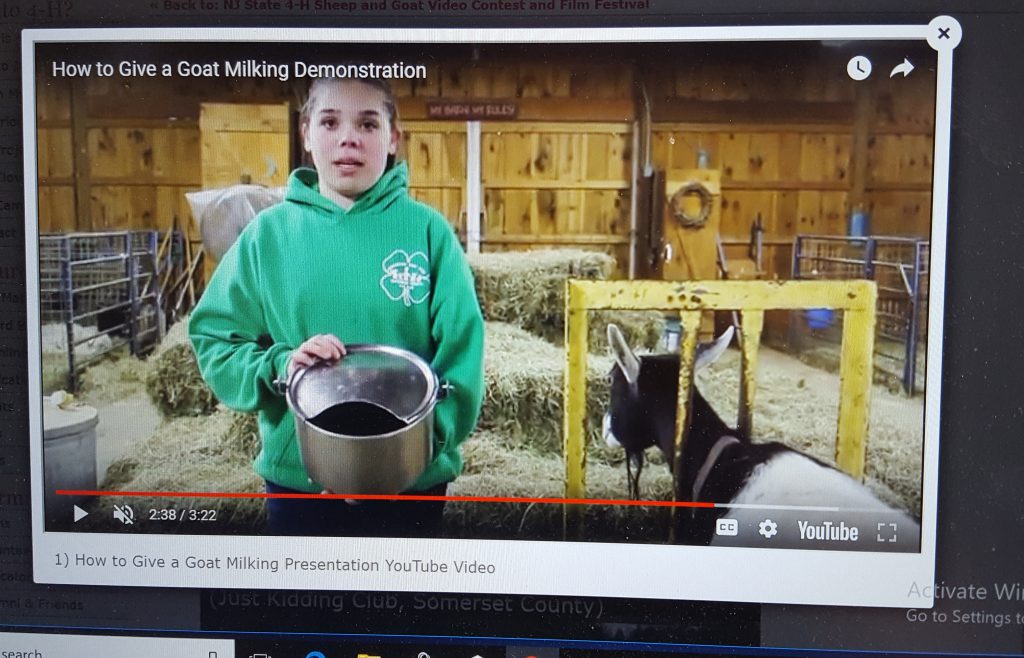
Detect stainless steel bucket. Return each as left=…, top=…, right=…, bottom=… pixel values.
left=279, top=344, right=446, bottom=494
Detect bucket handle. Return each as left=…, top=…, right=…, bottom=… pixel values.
left=272, top=363, right=305, bottom=397
left=439, top=379, right=454, bottom=400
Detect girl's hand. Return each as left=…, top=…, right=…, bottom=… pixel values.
left=287, top=334, right=346, bottom=378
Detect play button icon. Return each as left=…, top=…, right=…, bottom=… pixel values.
left=73, top=505, right=88, bottom=522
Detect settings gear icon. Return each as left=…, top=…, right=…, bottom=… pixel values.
left=758, top=519, right=779, bottom=539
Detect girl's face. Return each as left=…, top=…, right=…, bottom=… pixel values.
left=301, top=80, right=400, bottom=209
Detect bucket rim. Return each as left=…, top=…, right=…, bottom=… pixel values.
left=285, top=343, right=439, bottom=425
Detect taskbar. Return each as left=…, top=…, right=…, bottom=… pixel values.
left=2, top=629, right=1022, bottom=658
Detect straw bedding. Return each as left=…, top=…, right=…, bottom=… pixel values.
left=447, top=344, right=923, bottom=537
left=447, top=430, right=674, bottom=540
left=80, top=340, right=921, bottom=536
left=73, top=248, right=922, bottom=538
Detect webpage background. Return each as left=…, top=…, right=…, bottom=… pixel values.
left=2, top=3, right=1023, bottom=655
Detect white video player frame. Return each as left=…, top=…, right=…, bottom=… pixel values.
left=23, top=20, right=959, bottom=607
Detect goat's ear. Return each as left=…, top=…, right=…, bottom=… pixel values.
left=607, top=323, right=641, bottom=385
left=695, top=325, right=734, bottom=372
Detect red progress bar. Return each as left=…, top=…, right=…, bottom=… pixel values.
left=55, top=489, right=716, bottom=509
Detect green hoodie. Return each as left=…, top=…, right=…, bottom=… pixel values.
left=189, top=162, right=485, bottom=493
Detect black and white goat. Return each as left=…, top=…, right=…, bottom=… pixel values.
left=603, top=324, right=919, bottom=545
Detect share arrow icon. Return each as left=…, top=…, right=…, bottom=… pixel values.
left=890, top=58, right=914, bottom=78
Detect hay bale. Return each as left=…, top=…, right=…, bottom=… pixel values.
left=145, top=342, right=218, bottom=418
left=221, top=411, right=260, bottom=457
left=470, top=249, right=613, bottom=329
left=482, top=322, right=613, bottom=454
left=469, top=249, right=663, bottom=352
left=87, top=408, right=264, bottom=531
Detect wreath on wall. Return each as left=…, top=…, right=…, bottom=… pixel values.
left=668, top=180, right=714, bottom=228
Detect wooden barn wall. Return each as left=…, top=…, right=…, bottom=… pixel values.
left=647, top=49, right=935, bottom=282
left=478, top=122, right=631, bottom=269
left=36, top=76, right=76, bottom=234
left=863, top=71, right=935, bottom=237
left=36, top=52, right=933, bottom=285
left=35, top=60, right=635, bottom=275
left=37, top=75, right=213, bottom=236
left=395, top=61, right=635, bottom=270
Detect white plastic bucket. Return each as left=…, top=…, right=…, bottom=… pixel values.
left=42, top=399, right=98, bottom=522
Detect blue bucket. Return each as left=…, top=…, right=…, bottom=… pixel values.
left=849, top=210, right=870, bottom=238
left=804, top=308, right=835, bottom=330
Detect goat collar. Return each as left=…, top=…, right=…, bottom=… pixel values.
left=692, top=435, right=742, bottom=503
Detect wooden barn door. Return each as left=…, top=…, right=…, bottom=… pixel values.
left=660, top=168, right=722, bottom=282
left=479, top=122, right=633, bottom=275
left=198, top=102, right=291, bottom=281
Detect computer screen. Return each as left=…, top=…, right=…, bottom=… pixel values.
left=2, top=3, right=1023, bottom=658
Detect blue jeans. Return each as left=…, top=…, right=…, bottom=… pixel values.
left=264, top=480, right=448, bottom=537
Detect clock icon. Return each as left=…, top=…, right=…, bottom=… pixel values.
left=847, top=55, right=873, bottom=81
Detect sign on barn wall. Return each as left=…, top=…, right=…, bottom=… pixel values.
left=426, top=100, right=518, bottom=120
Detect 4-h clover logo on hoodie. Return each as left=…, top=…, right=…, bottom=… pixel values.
left=380, top=249, right=431, bottom=307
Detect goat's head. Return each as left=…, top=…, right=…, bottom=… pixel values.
left=603, top=323, right=733, bottom=456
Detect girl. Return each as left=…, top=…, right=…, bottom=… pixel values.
left=188, top=75, right=485, bottom=536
